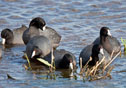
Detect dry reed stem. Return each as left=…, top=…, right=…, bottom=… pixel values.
left=85, top=57, right=92, bottom=68
left=79, top=57, right=83, bottom=74
left=83, top=57, right=92, bottom=72
left=120, top=51, right=122, bottom=57
left=79, top=57, right=92, bottom=75
left=89, top=56, right=105, bottom=75
left=80, top=50, right=120, bottom=81
left=89, top=74, right=108, bottom=81
left=82, top=56, right=105, bottom=80
left=80, top=57, right=82, bottom=69
left=51, top=48, right=54, bottom=66
left=107, top=66, right=114, bottom=75
left=51, top=48, right=55, bottom=71
left=93, top=57, right=106, bottom=75
left=89, top=66, right=114, bottom=81
left=103, top=50, right=121, bottom=72
left=84, top=57, right=92, bottom=68
left=110, top=50, right=114, bottom=59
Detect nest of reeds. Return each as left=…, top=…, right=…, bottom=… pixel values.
left=79, top=50, right=121, bottom=81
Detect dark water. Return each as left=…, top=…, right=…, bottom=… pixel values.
left=0, top=0, right=126, bottom=88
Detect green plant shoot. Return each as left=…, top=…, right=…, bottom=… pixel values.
left=37, top=58, right=55, bottom=69
left=25, top=54, right=32, bottom=69
left=121, top=37, right=126, bottom=52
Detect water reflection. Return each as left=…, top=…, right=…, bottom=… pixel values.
left=23, top=61, right=76, bottom=80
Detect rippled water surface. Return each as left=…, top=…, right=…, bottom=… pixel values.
left=0, top=0, right=126, bottom=88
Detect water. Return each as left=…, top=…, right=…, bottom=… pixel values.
left=0, top=0, right=126, bottom=87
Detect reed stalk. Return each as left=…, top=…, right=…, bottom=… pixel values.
left=103, top=50, right=121, bottom=72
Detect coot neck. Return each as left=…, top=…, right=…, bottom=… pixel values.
left=100, top=35, right=107, bottom=44
left=6, top=34, right=14, bottom=44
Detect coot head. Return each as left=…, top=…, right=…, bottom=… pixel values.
left=100, top=27, right=111, bottom=37
left=59, top=54, right=76, bottom=70
left=29, top=17, right=46, bottom=31
left=31, top=46, right=43, bottom=59
left=1, top=28, right=13, bottom=45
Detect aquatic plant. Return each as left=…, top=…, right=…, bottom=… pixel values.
left=79, top=50, right=121, bottom=81
left=37, top=48, right=55, bottom=71
left=25, top=54, right=32, bottom=70
left=24, top=51, right=55, bottom=71
left=24, top=53, right=56, bottom=80
left=121, top=37, right=126, bottom=53
left=37, top=58, right=55, bottom=69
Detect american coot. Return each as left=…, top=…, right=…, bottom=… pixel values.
left=93, top=27, right=121, bottom=56
left=1, top=25, right=27, bottom=45
left=22, top=17, right=61, bottom=49
left=79, top=44, right=111, bottom=67
left=26, top=35, right=52, bottom=59
left=44, top=49, right=76, bottom=69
